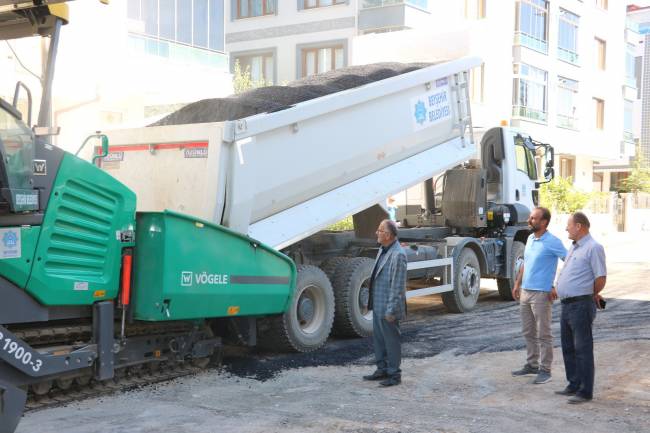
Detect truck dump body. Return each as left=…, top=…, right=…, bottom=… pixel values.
left=151, top=63, right=433, bottom=124
left=104, top=57, right=481, bottom=249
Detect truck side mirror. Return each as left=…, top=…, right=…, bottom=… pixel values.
left=544, top=167, right=554, bottom=180
left=545, top=146, right=554, bottom=168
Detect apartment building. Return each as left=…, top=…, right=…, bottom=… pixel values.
left=225, top=0, right=433, bottom=84
left=593, top=8, right=642, bottom=190
left=226, top=0, right=631, bottom=193
left=226, top=0, right=357, bottom=84
left=1, top=1, right=232, bottom=153
left=628, top=4, right=650, bottom=168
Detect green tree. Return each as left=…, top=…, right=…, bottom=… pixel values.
left=618, top=150, right=650, bottom=193
left=232, top=59, right=271, bottom=94
left=539, top=177, right=590, bottom=213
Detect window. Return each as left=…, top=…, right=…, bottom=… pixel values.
left=560, top=157, right=575, bottom=182
left=515, top=0, right=548, bottom=54
left=304, top=0, right=346, bottom=9
left=595, top=38, right=606, bottom=70
left=512, top=63, right=547, bottom=122
left=515, top=141, right=537, bottom=180
left=595, top=0, right=607, bottom=10
left=301, top=45, right=345, bottom=77
left=469, top=63, right=484, bottom=103
left=624, top=99, right=634, bottom=142
left=557, top=76, right=578, bottom=130
left=593, top=97, right=604, bottom=130
left=464, top=0, right=486, bottom=19
left=625, top=43, right=636, bottom=88
left=234, top=52, right=275, bottom=84
left=236, top=0, right=275, bottom=19
left=558, top=9, right=579, bottom=64
left=127, top=0, right=224, bottom=52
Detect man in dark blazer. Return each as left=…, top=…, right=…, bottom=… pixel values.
left=362, top=219, right=408, bottom=387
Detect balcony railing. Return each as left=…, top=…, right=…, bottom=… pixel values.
left=513, top=105, right=547, bottom=123
left=557, top=114, right=578, bottom=130
left=627, top=19, right=640, bottom=33
left=362, top=0, right=428, bottom=10
left=128, top=34, right=229, bottom=70
left=514, top=32, right=548, bottom=54
left=558, top=47, right=579, bottom=65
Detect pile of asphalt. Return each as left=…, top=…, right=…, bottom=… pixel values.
left=151, top=62, right=432, bottom=126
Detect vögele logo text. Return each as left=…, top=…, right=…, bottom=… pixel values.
left=180, top=271, right=228, bottom=286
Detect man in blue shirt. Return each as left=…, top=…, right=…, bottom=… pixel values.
left=511, top=207, right=567, bottom=385
left=555, top=212, right=606, bottom=404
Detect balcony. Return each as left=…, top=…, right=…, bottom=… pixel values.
left=358, top=0, right=430, bottom=33
left=128, top=34, right=229, bottom=70
left=514, top=32, right=548, bottom=55
left=625, top=76, right=637, bottom=89
left=512, top=105, right=547, bottom=123
left=362, top=0, right=427, bottom=9
left=557, top=114, right=578, bottom=130
left=558, top=47, right=578, bottom=65
left=620, top=140, right=635, bottom=158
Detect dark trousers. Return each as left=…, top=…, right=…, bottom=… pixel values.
left=372, top=310, right=402, bottom=377
left=560, top=299, right=597, bottom=399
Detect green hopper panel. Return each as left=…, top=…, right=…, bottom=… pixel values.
left=26, top=153, right=137, bottom=305
left=132, top=211, right=295, bottom=321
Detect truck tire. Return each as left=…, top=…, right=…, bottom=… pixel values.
left=261, top=265, right=334, bottom=352
left=496, top=241, right=525, bottom=301
left=319, top=256, right=349, bottom=282
left=442, top=247, right=481, bottom=313
left=332, top=257, right=374, bottom=338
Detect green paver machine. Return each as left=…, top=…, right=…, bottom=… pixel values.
left=0, top=3, right=295, bottom=432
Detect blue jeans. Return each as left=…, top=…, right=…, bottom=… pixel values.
left=560, top=299, right=597, bottom=399
left=372, top=310, right=402, bottom=377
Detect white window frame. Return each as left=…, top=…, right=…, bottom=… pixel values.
left=515, top=0, right=549, bottom=54
left=557, top=76, right=579, bottom=130
left=558, top=8, right=579, bottom=64
left=512, top=63, right=548, bottom=123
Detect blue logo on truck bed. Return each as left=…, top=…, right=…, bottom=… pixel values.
left=414, top=100, right=427, bottom=125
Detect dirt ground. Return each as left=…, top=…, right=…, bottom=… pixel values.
left=18, top=232, right=650, bottom=433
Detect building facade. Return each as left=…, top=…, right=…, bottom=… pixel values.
left=628, top=4, right=650, bottom=168
left=226, top=0, right=632, bottom=193
left=225, top=0, right=433, bottom=84
left=1, top=1, right=232, bottom=154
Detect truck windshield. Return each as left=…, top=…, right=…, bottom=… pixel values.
left=0, top=100, right=38, bottom=212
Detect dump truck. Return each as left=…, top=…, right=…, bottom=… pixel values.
left=0, top=3, right=555, bottom=433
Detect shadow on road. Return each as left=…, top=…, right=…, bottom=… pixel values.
left=223, top=291, right=650, bottom=381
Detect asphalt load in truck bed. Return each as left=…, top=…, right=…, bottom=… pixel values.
left=222, top=261, right=650, bottom=382
left=151, top=62, right=433, bottom=125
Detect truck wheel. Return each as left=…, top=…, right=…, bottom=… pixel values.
left=442, top=247, right=481, bottom=313
left=261, top=265, right=334, bottom=352
left=496, top=241, right=525, bottom=301
left=332, top=257, right=374, bottom=338
left=319, top=256, right=349, bottom=282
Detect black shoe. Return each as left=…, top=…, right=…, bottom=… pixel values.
left=568, top=395, right=592, bottom=404
left=363, top=370, right=388, bottom=381
left=511, top=364, right=539, bottom=377
left=379, top=376, right=401, bottom=387
left=555, top=387, right=577, bottom=396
